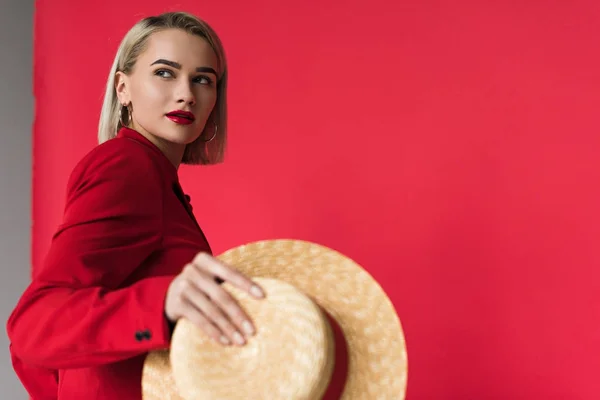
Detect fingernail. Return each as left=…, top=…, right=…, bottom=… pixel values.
left=242, top=320, right=255, bottom=336
left=250, top=285, right=264, bottom=298
left=233, top=332, right=245, bottom=345
left=219, top=335, right=231, bottom=346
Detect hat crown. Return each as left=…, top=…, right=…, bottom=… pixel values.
left=170, top=278, right=335, bottom=399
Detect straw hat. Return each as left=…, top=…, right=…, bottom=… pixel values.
left=142, top=239, right=407, bottom=399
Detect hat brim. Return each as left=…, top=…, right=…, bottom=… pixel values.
left=142, top=239, right=408, bottom=399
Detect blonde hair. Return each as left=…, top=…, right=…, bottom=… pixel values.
left=98, top=11, right=228, bottom=165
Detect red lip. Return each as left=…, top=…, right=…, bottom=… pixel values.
left=166, top=110, right=195, bottom=125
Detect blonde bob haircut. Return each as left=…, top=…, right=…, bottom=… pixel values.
left=98, top=11, right=228, bottom=165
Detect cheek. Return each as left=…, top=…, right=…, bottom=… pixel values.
left=131, top=82, right=167, bottom=115
left=197, top=90, right=218, bottom=115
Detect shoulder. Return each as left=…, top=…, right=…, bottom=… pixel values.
left=75, top=136, right=160, bottom=177
left=66, top=137, right=164, bottom=198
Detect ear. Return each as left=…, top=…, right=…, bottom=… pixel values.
left=114, top=71, right=131, bottom=106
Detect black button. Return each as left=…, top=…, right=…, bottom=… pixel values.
left=135, top=331, right=144, bottom=342
left=143, top=330, right=152, bottom=340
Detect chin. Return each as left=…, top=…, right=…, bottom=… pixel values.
left=162, top=125, right=202, bottom=145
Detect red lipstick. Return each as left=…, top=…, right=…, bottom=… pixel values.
left=166, top=110, right=195, bottom=125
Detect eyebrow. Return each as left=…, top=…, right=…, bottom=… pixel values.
left=150, top=58, right=217, bottom=76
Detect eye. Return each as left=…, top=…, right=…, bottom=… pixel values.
left=155, top=69, right=174, bottom=78
left=194, top=75, right=214, bottom=85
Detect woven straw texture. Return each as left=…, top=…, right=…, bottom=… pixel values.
left=142, top=239, right=408, bottom=399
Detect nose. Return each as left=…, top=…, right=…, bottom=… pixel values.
left=176, top=81, right=196, bottom=106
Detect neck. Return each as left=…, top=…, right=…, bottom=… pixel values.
left=129, top=123, right=185, bottom=169
left=149, top=135, right=185, bottom=169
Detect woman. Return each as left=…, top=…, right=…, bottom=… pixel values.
left=6, top=11, right=265, bottom=399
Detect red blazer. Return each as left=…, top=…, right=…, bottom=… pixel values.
left=7, top=127, right=212, bottom=399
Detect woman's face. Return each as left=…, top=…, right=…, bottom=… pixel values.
left=115, top=28, right=218, bottom=162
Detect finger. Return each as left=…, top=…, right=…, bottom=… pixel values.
left=182, top=263, right=223, bottom=300
left=195, top=269, right=256, bottom=339
left=192, top=252, right=265, bottom=299
left=182, top=279, right=247, bottom=346
left=183, top=263, right=256, bottom=339
left=179, top=297, right=231, bottom=346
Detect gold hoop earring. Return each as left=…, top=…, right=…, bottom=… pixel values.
left=201, top=122, right=218, bottom=143
left=119, top=103, right=131, bottom=127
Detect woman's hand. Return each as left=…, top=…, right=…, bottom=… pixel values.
left=164, top=252, right=265, bottom=346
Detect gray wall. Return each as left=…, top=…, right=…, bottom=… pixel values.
left=0, top=0, right=34, bottom=398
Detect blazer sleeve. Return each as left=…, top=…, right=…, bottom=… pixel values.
left=9, top=343, right=59, bottom=399
left=6, top=144, right=176, bottom=370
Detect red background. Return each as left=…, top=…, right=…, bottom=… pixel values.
left=32, top=0, right=600, bottom=398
